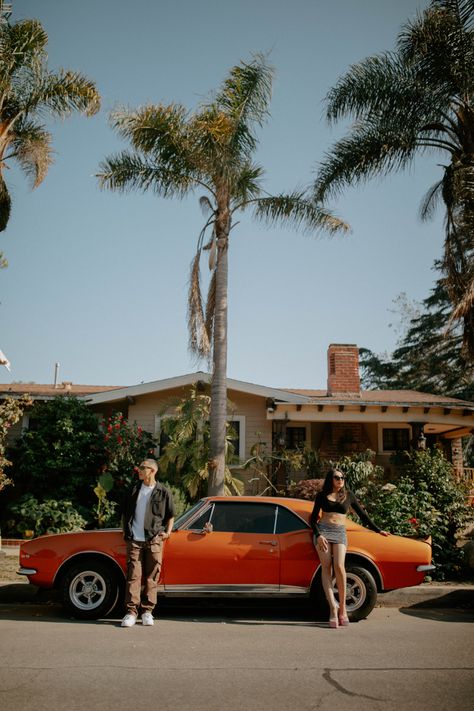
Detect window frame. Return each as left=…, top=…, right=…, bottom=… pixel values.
left=378, top=423, right=411, bottom=453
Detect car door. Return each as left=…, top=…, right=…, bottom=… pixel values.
left=162, top=501, right=280, bottom=592
left=276, top=504, right=317, bottom=591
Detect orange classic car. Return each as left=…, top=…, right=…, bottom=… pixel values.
left=18, top=496, right=434, bottom=620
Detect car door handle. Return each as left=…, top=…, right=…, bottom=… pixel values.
left=259, top=540, right=277, bottom=546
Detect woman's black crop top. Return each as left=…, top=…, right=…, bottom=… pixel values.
left=310, top=490, right=381, bottom=536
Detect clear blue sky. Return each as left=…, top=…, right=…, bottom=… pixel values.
left=1, top=0, right=443, bottom=389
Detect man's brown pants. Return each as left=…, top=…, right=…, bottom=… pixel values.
left=125, top=538, right=163, bottom=615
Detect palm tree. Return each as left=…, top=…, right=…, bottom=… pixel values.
left=0, top=17, right=100, bottom=231
left=158, top=384, right=243, bottom=499
left=98, top=54, right=347, bottom=496
left=314, top=0, right=474, bottom=360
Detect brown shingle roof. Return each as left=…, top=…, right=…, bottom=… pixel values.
left=282, top=388, right=472, bottom=406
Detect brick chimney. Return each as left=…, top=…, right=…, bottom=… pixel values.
left=327, top=344, right=360, bottom=398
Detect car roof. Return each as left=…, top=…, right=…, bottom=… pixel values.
left=203, top=496, right=313, bottom=515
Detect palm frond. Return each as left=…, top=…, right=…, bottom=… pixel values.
left=24, top=69, right=100, bottom=118
left=253, top=190, right=349, bottom=235
left=419, top=179, right=444, bottom=221
left=199, top=195, right=214, bottom=215
left=211, top=53, right=274, bottom=159
left=204, top=268, right=216, bottom=358
left=314, top=123, right=420, bottom=202
left=109, top=104, right=189, bottom=157
left=0, top=174, right=11, bottom=232
left=231, top=162, right=264, bottom=206
left=0, top=19, right=48, bottom=81
left=187, top=251, right=211, bottom=359
left=398, top=0, right=474, bottom=97
left=10, top=120, right=53, bottom=188
left=97, top=151, right=195, bottom=198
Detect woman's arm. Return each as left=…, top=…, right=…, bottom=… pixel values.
left=349, top=492, right=383, bottom=533
left=310, top=493, right=322, bottom=536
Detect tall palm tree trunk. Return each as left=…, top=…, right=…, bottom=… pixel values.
left=208, top=196, right=230, bottom=496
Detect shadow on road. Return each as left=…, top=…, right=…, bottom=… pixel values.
left=399, top=588, right=474, bottom=624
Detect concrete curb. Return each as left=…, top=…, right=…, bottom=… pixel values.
left=377, top=584, right=474, bottom=609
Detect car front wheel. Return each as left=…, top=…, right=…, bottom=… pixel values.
left=61, top=560, right=119, bottom=620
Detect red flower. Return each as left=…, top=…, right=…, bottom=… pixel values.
left=115, top=423, right=121, bottom=429
left=408, top=517, right=418, bottom=525
left=117, top=436, right=123, bottom=444
left=107, top=425, right=113, bottom=433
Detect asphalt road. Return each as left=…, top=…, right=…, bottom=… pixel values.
left=0, top=600, right=472, bottom=711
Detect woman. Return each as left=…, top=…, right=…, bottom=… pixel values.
left=310, top=469, right=388, bottom=628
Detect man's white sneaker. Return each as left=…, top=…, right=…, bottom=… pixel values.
left=141, top=611, right=154, bottom=626
left=121, top=613, right=137, bottom=628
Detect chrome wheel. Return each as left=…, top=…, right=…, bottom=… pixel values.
left=69, top=570, right=107, bottom=610
left=61, top=560, right=120, bottom=619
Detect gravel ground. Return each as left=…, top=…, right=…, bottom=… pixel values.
left=0, top=552, right=20, bottom=581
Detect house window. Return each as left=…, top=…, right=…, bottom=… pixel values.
left=382, top=428, right=410, bottom=452
left=286, top=426, right=307, bottom=450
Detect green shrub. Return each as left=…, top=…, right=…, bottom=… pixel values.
left=337, top=448, right=473, bottom=580
left=10, top=495, right=87, bottom=536
left=9, top=396, right=103, bottom=504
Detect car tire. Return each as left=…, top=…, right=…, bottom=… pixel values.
left=61, top=560, right=119, bottom=620
left=311, top=564, right=378, bottom=622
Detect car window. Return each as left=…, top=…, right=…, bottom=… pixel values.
left=174, top=500, right=207, bottom=529
left=184, top=505, right=213, bottom=531
left=209, top=503, right=277, bottom=534
left=275, top=505, right=309, bottom=534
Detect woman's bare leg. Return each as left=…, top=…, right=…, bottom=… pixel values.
left=332, top=543, right=347, bottom=617
left=318, top=544, right=338, bottom=618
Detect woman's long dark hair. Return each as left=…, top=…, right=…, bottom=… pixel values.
left=321, top=468, right=347, bottom=501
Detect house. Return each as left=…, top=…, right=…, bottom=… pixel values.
left=2, top=344, right=473, bottom=493
left=82, top=344, right=474, bottom=493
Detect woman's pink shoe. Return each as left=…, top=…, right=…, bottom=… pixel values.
left=338, top=614, right=350, bottom=627
left=329, top=617, right=339, bottom=629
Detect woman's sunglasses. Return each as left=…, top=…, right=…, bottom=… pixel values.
left=333, top=474, right=345, bottom=481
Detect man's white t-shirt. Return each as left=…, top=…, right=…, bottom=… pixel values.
left=132, top=483, right=155, bottom=541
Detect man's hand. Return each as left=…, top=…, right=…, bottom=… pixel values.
left=160, top=531, right=171, bottom=540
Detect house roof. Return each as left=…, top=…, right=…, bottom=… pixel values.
left=83, top=372, right=308, bottom=406
left=1, top=378, right=472, bottom=412
left=285, top=388, right=474, bottom=409
left=0, top=383, right=122, bottom=399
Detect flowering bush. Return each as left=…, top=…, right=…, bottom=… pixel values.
left=100, top=412, right=157, bottom=502
left=287, top=478, right=324, bottom=500
left=338, top=449, right=472, bottom=579
left=0, top=395, right=32, bottom=492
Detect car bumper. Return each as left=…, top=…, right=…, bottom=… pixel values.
left=17, top=567, right=38, bottom=576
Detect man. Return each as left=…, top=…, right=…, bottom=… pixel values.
left=121, top=458, right=175, bottom=627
